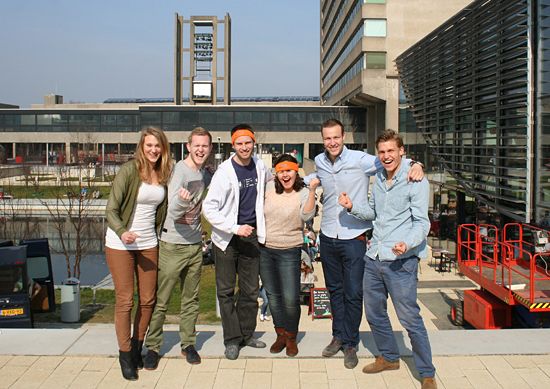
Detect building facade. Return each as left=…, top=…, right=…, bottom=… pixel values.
left=320, top=0, right=471, bottom=150
left=0, top=103, right=366, bottom=167
left=397, top=0, right=550, bottom=225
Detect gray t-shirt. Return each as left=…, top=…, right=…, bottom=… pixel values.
left=161, top=160, right=212, bottom=244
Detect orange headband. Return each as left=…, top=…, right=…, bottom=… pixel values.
left=275, top=161, right=299, bottom=172
left=231, top=129, right=256, bottom=144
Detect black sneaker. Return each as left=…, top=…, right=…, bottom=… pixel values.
left=343, top=346, right=358, bottom=369
left=143, top=349, right=160, bottom=370
left=182, top=345, right=201, bottom=365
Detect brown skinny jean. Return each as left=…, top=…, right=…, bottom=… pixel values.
left=105, top=246, right=158, bottom=352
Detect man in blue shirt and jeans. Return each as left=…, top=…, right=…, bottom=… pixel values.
left=339, top=129, right=436, bottom=389
left=309, top=119, right=423, bottom=369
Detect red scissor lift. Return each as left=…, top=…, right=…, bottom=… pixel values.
left=451, top=223, right=550, bottom=329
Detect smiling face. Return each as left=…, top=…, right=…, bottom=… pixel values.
left=233, top=135, right=254, bottom=165
left=276, top=169, right=297, bottom=193
left=377, top=139, right=405, bottom=179
left=143, top=134, right=162, bottom=166
left=186, top=134, right=212, bottom=169
left=322, top=124, right=345, bottom=162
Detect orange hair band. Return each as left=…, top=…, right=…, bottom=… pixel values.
left=231, top=129, right=256, bottom=144
left=275, top=161, right=299, bottom=172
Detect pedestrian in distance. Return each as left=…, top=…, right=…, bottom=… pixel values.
left=104, top=127, right=171, bottom=381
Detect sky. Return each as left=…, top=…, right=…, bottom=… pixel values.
left=0, top=0, right=320, bottom=108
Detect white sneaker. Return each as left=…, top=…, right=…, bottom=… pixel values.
left=264, top=315, right=271, bottom=321
left=260, top=314, right=265, bottom=321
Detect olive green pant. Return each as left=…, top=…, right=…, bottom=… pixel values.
left=145, top=241, right=203, bottom=352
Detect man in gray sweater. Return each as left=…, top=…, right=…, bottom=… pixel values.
left=143, top=127, right=213, bottom=367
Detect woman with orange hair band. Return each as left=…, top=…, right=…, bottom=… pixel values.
left=260, top=154, right=320, bottom=356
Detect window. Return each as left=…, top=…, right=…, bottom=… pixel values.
left=364, top=19, right=386, bottom=37
left=366, top=52, right=386, bottom=69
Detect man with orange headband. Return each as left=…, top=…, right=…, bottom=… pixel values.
left=203, top=123, right=272, bottom=360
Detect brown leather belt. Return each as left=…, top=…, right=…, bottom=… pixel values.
left=355, top=234, right=366, bottom=242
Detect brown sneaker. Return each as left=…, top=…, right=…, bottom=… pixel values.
left=362, top=356, right=400, bottom=374
left=421, top=377, right=437, bottom=389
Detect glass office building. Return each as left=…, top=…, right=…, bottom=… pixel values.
left=396, top=0, right=550, bottom=224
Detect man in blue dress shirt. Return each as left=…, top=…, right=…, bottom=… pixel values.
left=309, top=119, right=423, bottom=369
left=339, top=129, right=436, bottom=389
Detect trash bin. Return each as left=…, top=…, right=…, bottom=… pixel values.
left=60, top=277, right=80, bottom=322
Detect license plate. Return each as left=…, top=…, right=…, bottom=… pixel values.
left=0, top=308, right=24, bottom=316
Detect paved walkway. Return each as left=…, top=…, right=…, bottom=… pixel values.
left=3, top=257, right=550, bottom=387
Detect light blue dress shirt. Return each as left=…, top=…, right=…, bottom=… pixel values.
left=349, top=159, right=430, bottom=260
left=311, top=147, right=380, bottom=240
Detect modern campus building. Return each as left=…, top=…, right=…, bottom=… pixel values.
left=396, top=0, right=550, bottom=225
left=320, top=0, right=471, bottom=150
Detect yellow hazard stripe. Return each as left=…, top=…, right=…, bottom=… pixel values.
left=529, top=302, right=550, bottom=309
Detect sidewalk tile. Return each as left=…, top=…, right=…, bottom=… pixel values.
left=243, top=372, right=271, bottom=389
left=55, top=356, right=90, bottom=374
left=219, top=358, right=246, bottom=369
left=191, top=358, right=219, bottom=372
left=462, top=369, right=501, bottom=389
left=324, top=358, right=357, bottom=380
left=212, top=368, right=244, bottom=389
left=246, top=358, right=272, bottom=372
left=382, top=373, right=417, bottom=388
left=272, top=371, right=300, bottom=389
left=96, top=366, right=129, bottom=389
left=39, top=372, right=79, bottom=389
left=69, top=370, right=107, bottom=389
left=7, top=368, right=50, bottom=389
left=515, top=367, right=550, bottom=389
left=503, top=355, right=533, bottom=369
left=83, top=357, right=116, bottom=372
left=538, top=364, right=550, bottom=378
left=300, top=372, right=328, bottom=384
left=328, top=379, right=357, bottom=389
left=6, top=355, right=38, bottom=366
left=184, top=371, right=216, bottom=389
left=0, top=356, right=11, bottom=368
left=301, top=384, right=328, bottom=389
left=439, top=376, right=473, bottom=389
left=432, top=356, right=471, bottom=378
left=354, top=369, right=387, bottom=389
left=299, top=358, right=327, bottom=372
left=0, top=365, right=29, bottom=389
left=32, top=356, right=64, bottom=371
left=478, top=355, right=530, bottom=389
left=272, top=358, right=299, bottom=373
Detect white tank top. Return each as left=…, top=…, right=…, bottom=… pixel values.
left=105, top=182, right=165, bottom=251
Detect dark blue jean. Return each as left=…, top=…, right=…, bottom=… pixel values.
left=363, top=256, right=435, bottom=378
left=319, top=233, right=366, bottom=348
left=259, top=246, right=301, bottom=332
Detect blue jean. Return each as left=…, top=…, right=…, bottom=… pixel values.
left=363, top=256, right=435, bottom=378
left=319, top=234, right=365, bottom=348
left=259, top=286, right=269, bottom=316
left=259, top=246, right=301, bottom=332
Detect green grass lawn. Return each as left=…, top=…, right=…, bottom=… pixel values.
left=33, top=265, right=219, bottom=325
left=6, top=185, right=111, bottom=199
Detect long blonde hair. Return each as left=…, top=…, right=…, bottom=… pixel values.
left=134, top=127, right=172, bottom=185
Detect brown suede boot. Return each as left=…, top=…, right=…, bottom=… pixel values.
left=421, top=377, right=437, bottom=389
left=270, top=327, right=287, bottom=354
left=285, top=331, right=298, bottom=357
left=362, top=356, right=400, bottom=374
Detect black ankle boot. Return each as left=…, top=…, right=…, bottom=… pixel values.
left=131, top=338, right=144, bottom=369
left=119, top=350, right=138, bottom=381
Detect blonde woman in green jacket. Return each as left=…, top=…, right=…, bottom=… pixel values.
left=105, top=127, right=171, bottom=381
